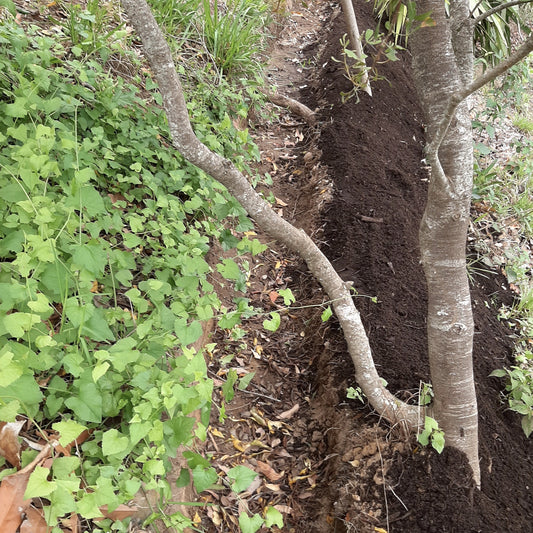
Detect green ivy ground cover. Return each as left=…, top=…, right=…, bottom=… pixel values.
left=0, top=15, right=268, bottom=531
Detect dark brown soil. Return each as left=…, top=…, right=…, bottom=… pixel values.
left=293, top=2, right=533, bottom=532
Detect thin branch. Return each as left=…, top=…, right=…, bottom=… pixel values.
left=339, top=0, right=372, bottom=96
left=469, top=0, right=484, bottom=16
left=473, top=0, right=533, bottom=25
left=428, top=33, right=533, bottom=169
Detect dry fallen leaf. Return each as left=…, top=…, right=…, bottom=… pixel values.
left=19, top=506, right=48, bottom=533
left=60, top=513, right=79, bottom=533
left=277, top=403, right=299, bottom=420
left=0, top=420, right=25, bottom=468
left=269, top=291, right=279, bottom=304
left=264, top=483, right=281, bottom=492
left=0, top=471, right=32, bottom=533
left=94, top=504, right=139, bottom=522
left=256, top=460, right=284, bottom=482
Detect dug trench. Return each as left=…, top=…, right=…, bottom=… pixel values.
left=262, top=1, right=533, bottom=532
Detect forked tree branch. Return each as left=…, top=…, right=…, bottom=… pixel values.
left=120, top=0, right=421, bottom=428
left=473, top=0, right=533, bottom=25
left=428, top=32, right=533, bottom=179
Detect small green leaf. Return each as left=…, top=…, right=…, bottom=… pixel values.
left=417, top=429, right=430, bottom=447
left=432, top=430, right=445, bottom=453
left=74, top=167, right=95, bottom=184
left=227, top=465, right=257, bottom=493
left=77, top=491, right=103, bottom=519
left=0, top=352, right=23, bottom=388
left=64, top=382, right=102, bottom=423
left=102, top=428, right=129, bottom=456
left=52, top=420, right=88, bottom=447
left=92, top=362, right=110, bottom=383
left=217, top=258, right=241, bottom=280
left=175, top=468, right=191, bottom=488
left=25, top=466, right=56, bottom=499
left=3, top=312, right=41, bottom=338
left=191, top=465, right=218, bottom=493
left=265, top=506, right=284, bottom=528
left=263, top=312, right=280, bottom=332
left=238, top=372, right=255, bottom=391
left=239, top=512, right=264, bottom=533
left=222, top=369, right=238, bottom=402
left=278, top=288, right=295, bottom=306
left=174, top=318, right=203, bottom=347
left=321, top=306, right=333, bottom=322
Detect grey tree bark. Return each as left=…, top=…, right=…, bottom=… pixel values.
left=120, top=0, right=421, bottom=429
left=411, top=0, right=533, bottom=486
left=120, top=0, right=533, bottom=489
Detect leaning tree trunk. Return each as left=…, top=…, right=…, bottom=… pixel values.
left=411, top=0, right=480, bottom=485
left=120, top=0, right=422, bottom=430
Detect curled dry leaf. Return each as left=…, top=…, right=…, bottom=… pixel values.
left=277, top=403, right=299, bottom=420
left=94, top=504, right=139, bottom=522
left=273, top=504, right=292, bottom=515
left=19, top=506, right=48, bottom=533
left=256, top=460, right=284, bottom=482
left=0, top=420, right=25, bottom=468
left=264, top=483, right=282, bottom=492
left=61, top=513, right=79, bottom=533
left=0, top=471, right=31, bottom=533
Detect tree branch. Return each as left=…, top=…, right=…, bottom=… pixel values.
left=473, top=0, right=533, bottom=25
left=428, top=32, right=533, bottom=173
left=122, top=0, right=424, bottom=429
left=339, top=0, right=372, bottom=96
left=262, top=90, right=316, bottom=125
left=120, top=0, right=421, bottom=429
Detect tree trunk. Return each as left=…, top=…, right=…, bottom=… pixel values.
left=411, top=0, right=480, bottom=485
left=120, top=0, right=421, bottom=430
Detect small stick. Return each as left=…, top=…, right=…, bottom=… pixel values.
left=263, top=90, right=316, bottom=125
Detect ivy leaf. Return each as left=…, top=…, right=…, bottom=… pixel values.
left=265, top=506, right=284, bottom=528
left=64, top=382, right=102, bottom=423
left=102, top=429, right=129, bottom=456
left=278, top=288, right=295, bottom=306
left=238, top=512, right=264, bottom=533
left=0, top=374, right=43, bottom=417
left=222, top=369, right=238, bottom=402
left=2, top=312, right=41, bottom=338
left=0, top=352, right=23, bottom=388
left=321, top=306, right=333, bottom=322
left=227, top=465, right=257, bottom=493
left=71, top=242, right=108, bottom=277
left=5, top=97, right=28, bottom=118
left=191, top=465, right=218, bottom=493
left=217, top=258, right=241, bottom=280
left=238, top=372, right=255, bottom=391
left=52, top=420, right=88, bottom=447
left=174, top=318, right=202, bottom=346
left=432, top=431, right=445, bottom=454
left=24, top=466, right=56, bottom=499
left=263, top=312, right=280, bottom=332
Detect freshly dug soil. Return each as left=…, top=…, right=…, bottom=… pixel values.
left=296, top=2, right=533, bottom=531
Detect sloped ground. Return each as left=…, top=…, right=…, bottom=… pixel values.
left=292, top=1, right=533, bottom=531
